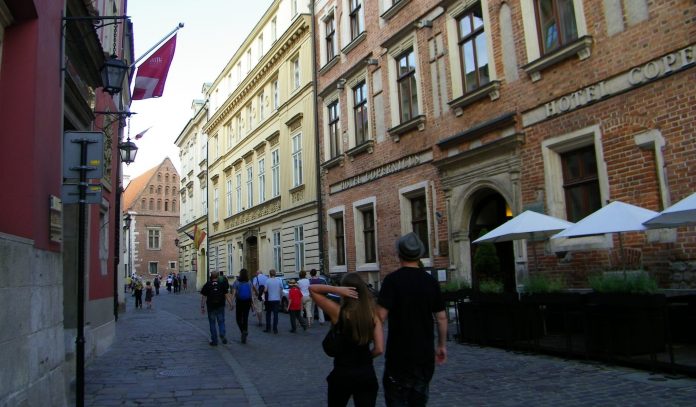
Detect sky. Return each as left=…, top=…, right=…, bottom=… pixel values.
left=123, top=0, right=273, bottom=180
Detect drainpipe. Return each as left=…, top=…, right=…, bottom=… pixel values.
left=310, top=0, right=326, bottom=275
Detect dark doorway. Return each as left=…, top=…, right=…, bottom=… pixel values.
left=245, top=236, right=258, bottom=273
left=469, top=190, right=516, bottom=293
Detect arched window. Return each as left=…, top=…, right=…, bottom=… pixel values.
left=165, top=200, right=169, bottom=211
left=165, top=174, right=169, bottom=183
left=157, top=173, right=162, bottom=181
left=141, top=199, right=146, bottom=209
left=157, top=185, right=162, bottom=194
left=157, top=199, right=162, bottom=210
left=166, top=186, right=170, bottom=195
left=172, top=200, right=177, bottom=211
left=149, top=199, right=154, bottom=210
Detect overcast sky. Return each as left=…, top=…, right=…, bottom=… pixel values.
left=124, top=0, right=272, bottom=180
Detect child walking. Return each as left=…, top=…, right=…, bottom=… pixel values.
left=287, top=279, right=307, bottom=333
left=145, top=281, right=154, bottom=309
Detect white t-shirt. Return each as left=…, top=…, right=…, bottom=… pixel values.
left=297, top=278, right=310, bottom=297
left=265, top=277, right=283, bottom=301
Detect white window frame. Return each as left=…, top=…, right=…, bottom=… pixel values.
left=236, top=172, right=243, bottom=212
left=386, top=34, right=424, bottom=128
left=258, top=157, right=266, bottom=203
left=345, top=71, right=369, bottom=150
left=294, top=225, right=305, bottom=272
left=225, top=121, right=233, bottom=148
left=258, top=91, right=265, bottom=122
left=273, top=229, right=282, bottom=273
left=291, top=0, right=298, bottom=17
left=213, top=187, right=219, bottom=222
left=148, top=262, right=159, bottom=275
left=246, top=165, right=254, bottom=208
left=272, top=79, right=280, bottom=110
left=520, top=0, right=588, bottom=63
left=292, top=56, right=301, bottom=90
left=257, top=33, right=264, bottom=61
left=227, top=242, right=234, bottom=275
left=399, top=181, right=433, bottom=267
left=246, top=104, right=253, bottom=134
left=327, top=206, right=348, bottom=273
left=324, top=93, right=341, bottom=159
left=352, top=197, right=379, bottom=271
left=246, top=48, right=252, bottom=73
left=542, top=124, right=610, bottom=252
left=226, top=178, right=233, bottom=217
left=148, top=228, right=162, bottom=250
left=236, top=113, right=242, bottom=141
left=271, top=148, right=280, bottom=197
left=291, top=133, right=303, bottom=187
left=271, top=16, right=277, bottom=42
left=201, top=184, right=207, bottom=214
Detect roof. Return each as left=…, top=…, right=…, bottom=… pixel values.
left=122, top=157, right=178, bottom=211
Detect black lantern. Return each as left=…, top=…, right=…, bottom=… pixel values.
left=123, top=213, right=131, bottom=229
left=174, top=238, right=180, bottom=247
left=100, top=54, right=129, bottom=95
left=118, top=138, right=138, bottom=165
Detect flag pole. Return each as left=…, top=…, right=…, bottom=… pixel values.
left=131, top=22, right=184, bottom=68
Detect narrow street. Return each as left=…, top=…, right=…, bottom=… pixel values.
left=84, top=290, right=696, bottom=406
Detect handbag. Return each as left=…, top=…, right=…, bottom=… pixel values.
left=322, top=322, right=347, bottom=357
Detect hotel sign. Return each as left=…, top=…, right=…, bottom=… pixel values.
left=329, top=150, right=433, bottom=194
left=523, top=43, right=695, bottom=127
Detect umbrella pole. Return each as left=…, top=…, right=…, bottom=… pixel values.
left=532, top=240, right=540, bottom=273
left=619, top=232, right=626, bottom=278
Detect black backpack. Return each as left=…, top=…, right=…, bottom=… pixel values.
left=254, top=277, right=266, bottom=301
left=208, top=281, right=226, bottom=307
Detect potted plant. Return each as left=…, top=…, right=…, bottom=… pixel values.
left=440, top=278, right=471, bottom=302
left=585, top=272, right=666, bottom=357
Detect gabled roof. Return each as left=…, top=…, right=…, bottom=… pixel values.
left=122, top=157, right=177, bottom=211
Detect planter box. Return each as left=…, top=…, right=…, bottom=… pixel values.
left=585, top=293, right=667, bottom=357
left=667, top=295, right=696, bottom=344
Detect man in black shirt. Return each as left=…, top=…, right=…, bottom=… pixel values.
left=377, top=232, right=447, bottom=406
left=200, top=271, right=232, bottom=346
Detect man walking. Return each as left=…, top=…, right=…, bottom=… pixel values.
left=200, top=271, right=232, bottom=346
left=308, top=269, right=326, bottom=325
left=377, top=232, right=447, bottom=406
left=251, top=270, right=268, bottom=327
left=264, top=269, right=283, bottom=334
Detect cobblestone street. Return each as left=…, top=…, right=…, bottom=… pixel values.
left=85, top=291, right=696, bottom=406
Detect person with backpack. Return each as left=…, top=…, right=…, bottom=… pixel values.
left=251, top=270, right=267, bottom=327
left=230, top=268, right=254, bottom=344
left=200, top=271, right=232, bottom=346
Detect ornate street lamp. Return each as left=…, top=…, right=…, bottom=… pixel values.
left=118, top=138, right=138, bottom=165
left=100, top=54, right=129, bottom=95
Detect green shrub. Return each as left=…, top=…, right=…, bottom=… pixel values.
left=473, top=229, right=500, bottom=276
left=522, top=274, right=566, bottom=294
left=441, top=278, right=471, bottom=293
left=479, top=279, right=504, bottom=294
left=588, top=272, right=658, bottom=294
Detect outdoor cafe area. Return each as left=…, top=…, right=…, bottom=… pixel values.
left=449, top=193, right=696, bottom=377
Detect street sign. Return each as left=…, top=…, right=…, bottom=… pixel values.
left=62, top=183, right=103, bottom=204
left=63, top=131, right=104, bottom=181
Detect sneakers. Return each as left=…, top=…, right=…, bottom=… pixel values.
left=289, top=329, right=296, bottom=333
left=220, top=336, right=228, bottom=345
left=209, top=341, right=218, bottom=346
left=241, top=332, right=248, bottom=344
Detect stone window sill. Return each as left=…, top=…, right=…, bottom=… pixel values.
left=319, top=56, right=339, bottom=76
left=289, top=184, right=305, bottom=194
left=341, top=31, right=367, bottom=55
left=381, top=0, right=409, bottom=21
left=448, top=80, right=500, bottom=116
left=388, top=115, right=426, bottom=142
left=321, top=154, right=345, bottom=170
left=346, top=139, right=374, bottom=159
left=522, top=36, right=593, bottom=82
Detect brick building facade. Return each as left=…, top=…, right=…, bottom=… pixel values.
left=314, top=0, right=695, bottom=290
left=123, top=158, right=181, bottom=281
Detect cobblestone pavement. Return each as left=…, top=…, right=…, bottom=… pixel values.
left=85, top=290, right=696, bottom=406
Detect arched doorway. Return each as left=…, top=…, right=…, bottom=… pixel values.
left=245, top=235, right=258, bottom=273
left=469, top=190, right=516, bottom=293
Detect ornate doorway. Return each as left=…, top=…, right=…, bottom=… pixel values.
left=245, top=235, right=258, bottom=273
left=469, top=190, right=516, bottom=293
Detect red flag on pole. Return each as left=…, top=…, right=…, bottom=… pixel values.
left=132, top=34, right=177, bottom=100
left=134, top=127, right=151, bottom=140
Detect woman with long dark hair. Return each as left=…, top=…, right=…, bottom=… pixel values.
left=310, top=273, right=384, bottom=407
left=230, top=268, right=255, bottom=344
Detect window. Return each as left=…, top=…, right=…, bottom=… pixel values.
left=246, top=104, right=253, bottom=133
left=258, top=91, right=265, bottom=121
left=236, top=114, right=242, bottom=141
left=213, top=188, right=219, bottom=222
left=271, top=149, right=280, bottom=197
left=202, top=184, right=208, bottom=214
left=149, top=262, right=158, bottom=275
left=457, top=4, right=490, bottom=93
left=157, top=199, right=162, bottom=211
left=246, top=166, right=254, bottom=208
left=157, top=185, right=162, bottom=194
left=165, top=200, right=169, bottom=211
left=328, top=101, right=341, bottom=158
left=227, top=242, right=234, bottom=276
left=410, top=195, right=430, bottom=257
left=294, top=226, right=305, bottom=271
left=561, top=146, right=601, bottom=222
left=149, top=185, right=154, bottom=194
left=236, top=172, right=243, bottom=212
left=397, top=48, right=419, bottom=122
left=246, top=49, right=252, bottom=73
left=236, top=62, right=242, bottom=85
left=353, top=82, right=369, bottom=144
left=291, top=0, right=298, bottom=16
left=226, top=178, right=233, bottom=217
left=325, top=15, right=336, bottom=61
left=172, top=200, right=176, bottom=211
left=271, top=17, right=277, bottom=42
left=169, top=261, right=176, bottom=269
left=226, top=120, right=233, bottom=147
left=258, top=158, right=266, bottom=203
left=535, top=0, right=578, bottom=54
left=363, top=209, right=376, bottom=263
left=292, top=57, right=301, bottom=89
left=272, top=79, right=279, bottom=110
left=292, top=134, right=303, bottom=187
left=335, top=216, right=346, bottom=266
left=350, top=0, right=364, bottom=40
left=273, top=230, right=282, bottom=272
left=257, top=34, right=264, bottom=60
left=148, top=229, right=161, bottom=250
left=149, top=199, right=154, bottom=210
left=141, top=199, right=146, bottom=209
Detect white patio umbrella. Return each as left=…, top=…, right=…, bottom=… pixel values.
left=552, top=201, right=659, bottom=271
left=643, top=192, right=696, bottom=228
left=473, top=210, right=575, bottom=271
